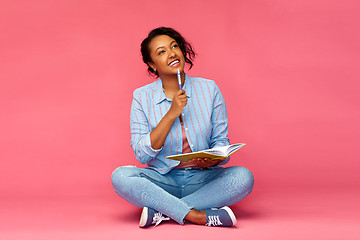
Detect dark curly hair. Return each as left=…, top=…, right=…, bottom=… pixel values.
left=141, top=27, right=196, bottom=77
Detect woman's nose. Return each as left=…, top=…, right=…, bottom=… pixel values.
left=169, top=49, right=176, bottom=58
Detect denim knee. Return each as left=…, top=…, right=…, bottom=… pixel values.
left=111, top=165, right=137, bottom=192
left=227, top=166, right=254, bottom=192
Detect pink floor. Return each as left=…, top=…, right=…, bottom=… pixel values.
left=1, top=187, right=359, bottom=240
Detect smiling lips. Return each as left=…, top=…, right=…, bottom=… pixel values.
left=169, top=59, right=180, bottom=67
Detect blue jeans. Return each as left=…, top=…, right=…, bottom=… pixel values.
left=111, top=166, right=254, bottom=224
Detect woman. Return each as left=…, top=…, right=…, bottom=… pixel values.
left=111, top=27, right=254, bottom=227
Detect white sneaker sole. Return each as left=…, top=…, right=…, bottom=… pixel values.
left=139, top=207, right=149, bottom=227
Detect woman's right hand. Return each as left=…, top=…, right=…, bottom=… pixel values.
left=168, top=89, right=187, bottom=119
left=189, top=158, right=224, bottom=168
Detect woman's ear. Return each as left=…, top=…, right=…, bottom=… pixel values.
left=147, top=62, right=156, bottom=73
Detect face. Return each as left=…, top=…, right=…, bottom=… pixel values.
left=147, top=35, right=185, bottom=77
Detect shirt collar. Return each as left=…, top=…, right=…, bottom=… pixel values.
left=155, top=73, right=192, bottom=105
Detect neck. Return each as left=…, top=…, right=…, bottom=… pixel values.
left=160, top=72, right=186, bottom=91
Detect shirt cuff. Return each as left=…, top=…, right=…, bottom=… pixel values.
left=141, top=132, right=163, bottom=157
left=218, top=156, right=230, bottom=165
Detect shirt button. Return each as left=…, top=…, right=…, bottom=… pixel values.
left=185, top=128, right=188, bottom=131
left=182, top=113, right=184, bottom=116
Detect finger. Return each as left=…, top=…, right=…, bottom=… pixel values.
left=178, top=95, right=187, bottom=100
left=189, top=158, right=198, bottom=163
left=177, top=89, right=186, bottom=95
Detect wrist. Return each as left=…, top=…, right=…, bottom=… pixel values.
left=165, top=110, right=179, bottom=121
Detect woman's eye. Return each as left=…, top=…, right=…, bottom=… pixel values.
left=172, top=44, right=178, bottom=48
left=158, top=50, right=165, bottom=55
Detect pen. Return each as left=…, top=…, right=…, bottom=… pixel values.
left=177, top=69, right=182, bottom=90
left=177, top=69, right=184, bottom=117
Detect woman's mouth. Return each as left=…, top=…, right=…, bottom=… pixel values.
left=169, top=59, right=180, bottom=67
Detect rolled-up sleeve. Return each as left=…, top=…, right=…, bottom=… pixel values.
left=130, top=90, right=162, bottom=164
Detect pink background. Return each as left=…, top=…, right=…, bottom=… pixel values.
left=1, top=0, right=359, bottom=239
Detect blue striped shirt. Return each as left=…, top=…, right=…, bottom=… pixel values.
left=130, top=74, right=230, bottom=174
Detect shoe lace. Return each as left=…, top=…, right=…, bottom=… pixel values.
left=152, top=212, right=170, bottom=227
left=206, top=215, right=223, bottom=226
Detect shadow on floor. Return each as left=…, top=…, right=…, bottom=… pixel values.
left=229, top=204, right=265, bottom=220
left=112, top=208, right=142, bottom=223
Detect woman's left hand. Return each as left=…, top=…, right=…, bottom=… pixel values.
left=188, top=158, right=224, bottom=168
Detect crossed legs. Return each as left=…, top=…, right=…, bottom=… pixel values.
left=111, top=166, right=254, bottom=225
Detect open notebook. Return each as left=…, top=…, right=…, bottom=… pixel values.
left=165, top=143, right=246, bottom=162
